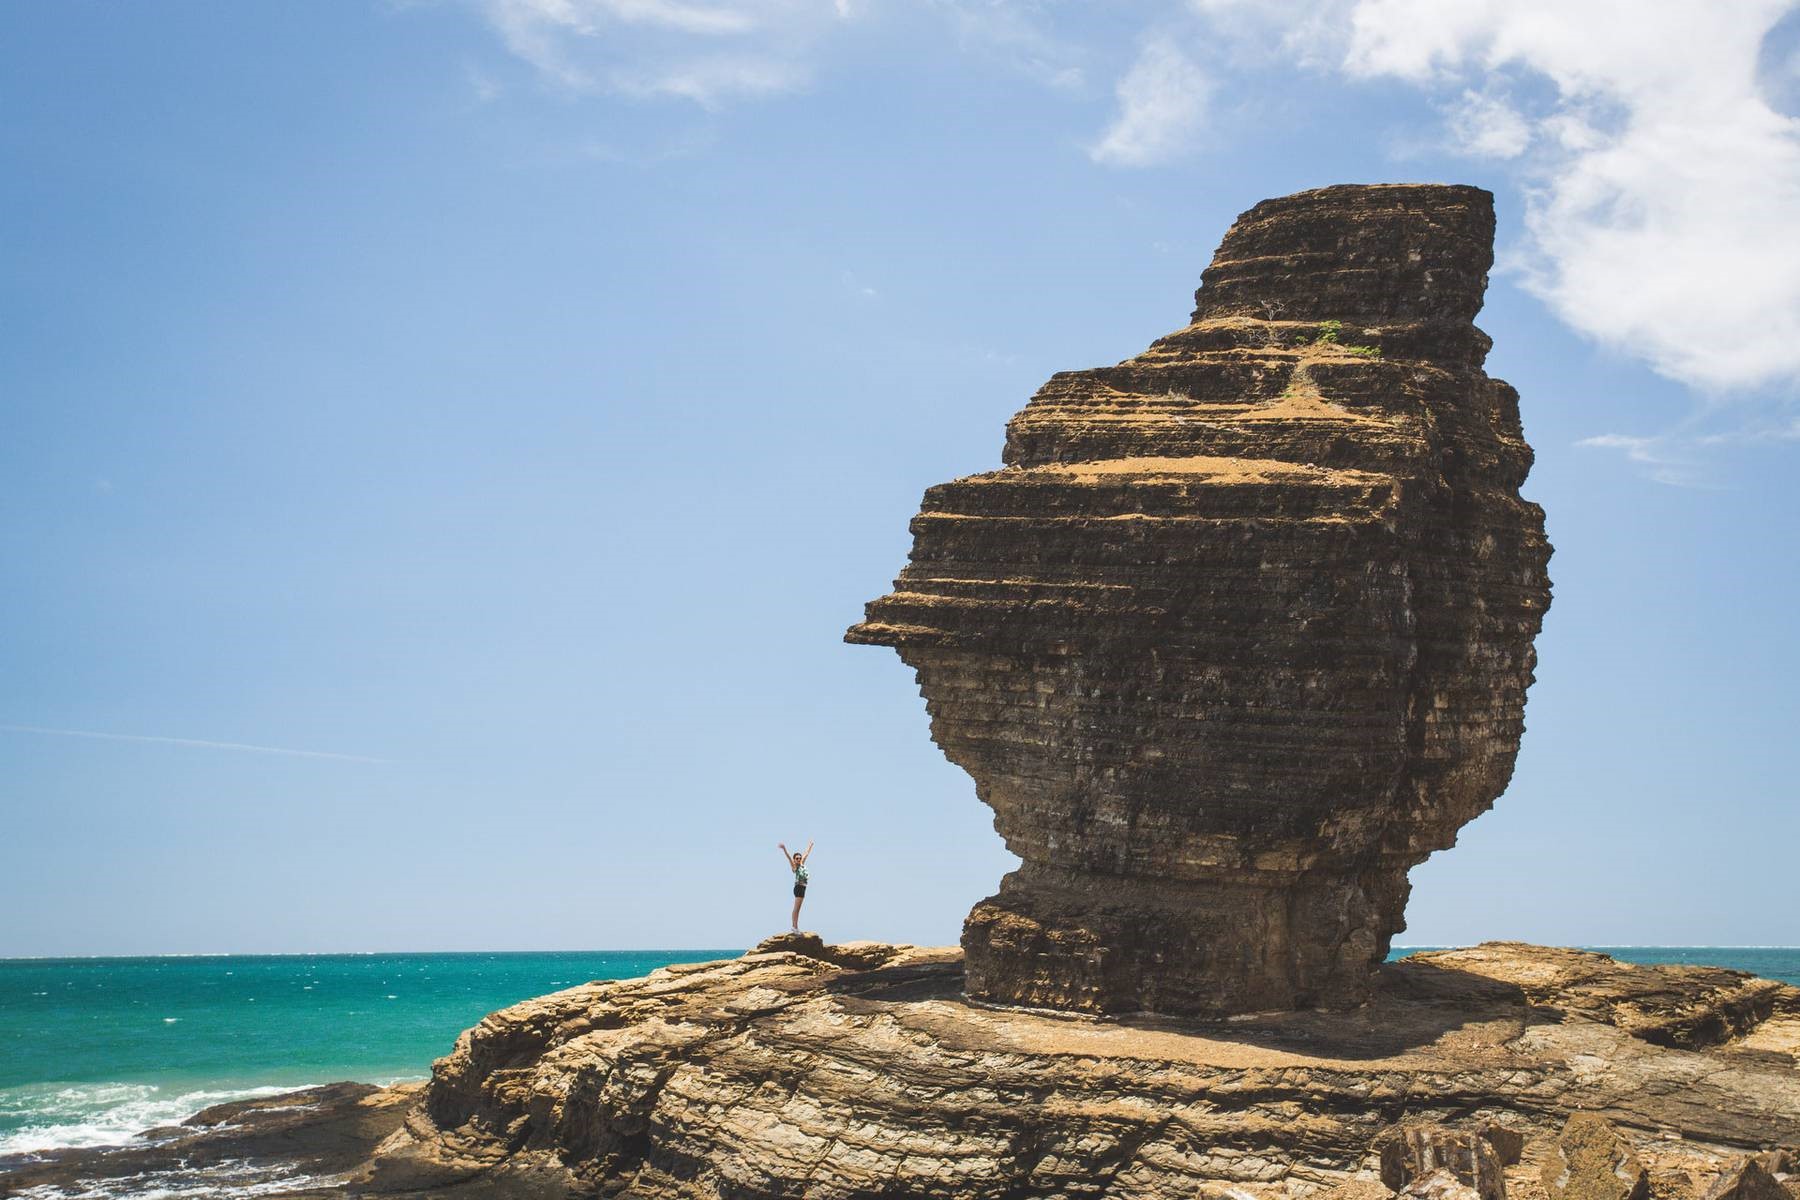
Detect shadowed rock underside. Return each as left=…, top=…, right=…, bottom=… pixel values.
left=847, top=184, right=1553, bottom=1016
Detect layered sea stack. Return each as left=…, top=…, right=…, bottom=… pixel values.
left=848, top=184, right=1553, bottom=1016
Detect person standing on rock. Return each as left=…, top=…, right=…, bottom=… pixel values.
left=779, top=841, right=813, bottom=932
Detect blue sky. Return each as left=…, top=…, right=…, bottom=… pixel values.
left=3, top=1, right=1797, bottom=956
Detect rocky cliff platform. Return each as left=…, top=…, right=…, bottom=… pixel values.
left=354, top=937, right=1800, bottom=1200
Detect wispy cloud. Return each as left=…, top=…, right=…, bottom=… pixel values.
left=1444, top=88, right=1532, bottom=159
left=478, top=0, right=846, bottom=104
left=474, top=0, right=1094, bottom=106
left=935, top=0, right=1087, bottom=90
left=1337, top=0, right=1800, bottom=397
left=1089, top=38, right=1213, bottom=167
left=0, top=724, right=389, bottom=764
left=1698, top=417, right=1800, bottom=446
left=464, top=61, right=505, bottom=103
left=1574, top=433, right=1706, bottom=488
left=1574, top=405, right=1800, bottom=486
left=612, top=52, right=803, bottom=101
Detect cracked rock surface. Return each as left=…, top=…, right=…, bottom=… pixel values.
left=358, top=939, right=1800, bottom=1199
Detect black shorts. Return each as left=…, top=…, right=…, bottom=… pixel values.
left=793, top=884, right=807, bottom=898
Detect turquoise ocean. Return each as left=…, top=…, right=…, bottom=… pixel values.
left=0, top=950, right=735, bottom=1159
left=2, top=947, right=1796, bottom=1160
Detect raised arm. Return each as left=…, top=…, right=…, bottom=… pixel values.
left=778, top=842, right=791, bottom=868
left=801, top=840, right=814, bottom=864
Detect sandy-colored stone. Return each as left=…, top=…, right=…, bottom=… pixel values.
left=1703, top=1160, right=1792, bottom=1200
left=1541, top=1114, right=1651, bottom=1200
left=1376, top=1124, right=1506, bottom=1200
left=1324, top=1181, right=1401, bottom=1200
left=1751, top=1148, right=1797, bottom=1177
left=358, top=941, right=1800, bottom=1200
left=1478, top=1124, right=1527, bottom=1168
left=1404, top=1169, right=1486, bottom=1200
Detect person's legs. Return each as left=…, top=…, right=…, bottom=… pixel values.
left=791, top=890, right=804, bottom=931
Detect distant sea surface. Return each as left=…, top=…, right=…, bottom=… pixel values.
left=0, top=950, right=735, bottom=1157
left=2, top=946, right=1796, bottom=1158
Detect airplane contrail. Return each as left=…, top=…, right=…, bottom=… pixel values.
left=0, top=724, right=390, bottom=764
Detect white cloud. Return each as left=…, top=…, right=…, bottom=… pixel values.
left=603, top=0, right=758, bottom=33
left=1700, top=417, right=1800, bottom=446
left=613, top=53, right=803, bottom=101
left=1335, top=0, right=1800, bottom=395
left=1168, top=1, right=1800, bottom=398
left=1089, top=38, right=1213, bottom=167
left=1184, top=0, right=1348, bottom=71
left=1576, top=433, right=1661, bottom=460
left=1445, top=89, right=1530, bottom=158
left=479, top=0, right=842, bottom=102
left=496, top=0, right=758, bottom=39
left=935, top=0, right=1088, bottom=90
left=477, top=0, right=1091, bottom=106
left=1573, top=433, right=1703, bottom=487
left=1574, top=415, right=1800, bottom=486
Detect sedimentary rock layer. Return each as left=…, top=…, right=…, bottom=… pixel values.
left=360, top=938, right=1800, bottom=1200
left=847, top=184, right=1553, bottom=1016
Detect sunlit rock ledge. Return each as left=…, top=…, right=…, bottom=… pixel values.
left=352, top=935, right=1800, bottom=1200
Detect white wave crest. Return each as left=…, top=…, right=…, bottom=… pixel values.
left=0, top=1082, right=305, bottom=1155
left=8, top=1157, right=329, bottom=1199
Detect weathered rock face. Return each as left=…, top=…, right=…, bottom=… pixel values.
left=847, top=184, right=1553, bottom=1016
left=1540, top=1113, right=1651, bottom=1200
left=1376, top=1123, right=1509, bottom=1200
left=360, top=940, right=1800, bottom=1200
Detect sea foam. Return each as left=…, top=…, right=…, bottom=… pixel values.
left=0, top=1083, right=299, bottom=1155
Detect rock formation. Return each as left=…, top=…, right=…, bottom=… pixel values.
left=358, top=939, right=1800, bottom=1199
left=847, top=183, right=1553, bottom=1016
left=1539, top=1113, right=1651, bottom=1200
left=1704, top=1160, right=1796, bottom=1200
left=1375, top=1123, right=1511, bottom=1200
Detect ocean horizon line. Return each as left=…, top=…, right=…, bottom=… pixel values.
left=7, top=943, right=1800, bottom=964
left=0, top=947, right=749, bottom=964
left=1390, top=943, right=1800, bottom=950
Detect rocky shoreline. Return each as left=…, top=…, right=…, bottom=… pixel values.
left=0, top=1081, right=420, bottom=1199
left=9, top=939, right=1793, bottom=1200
